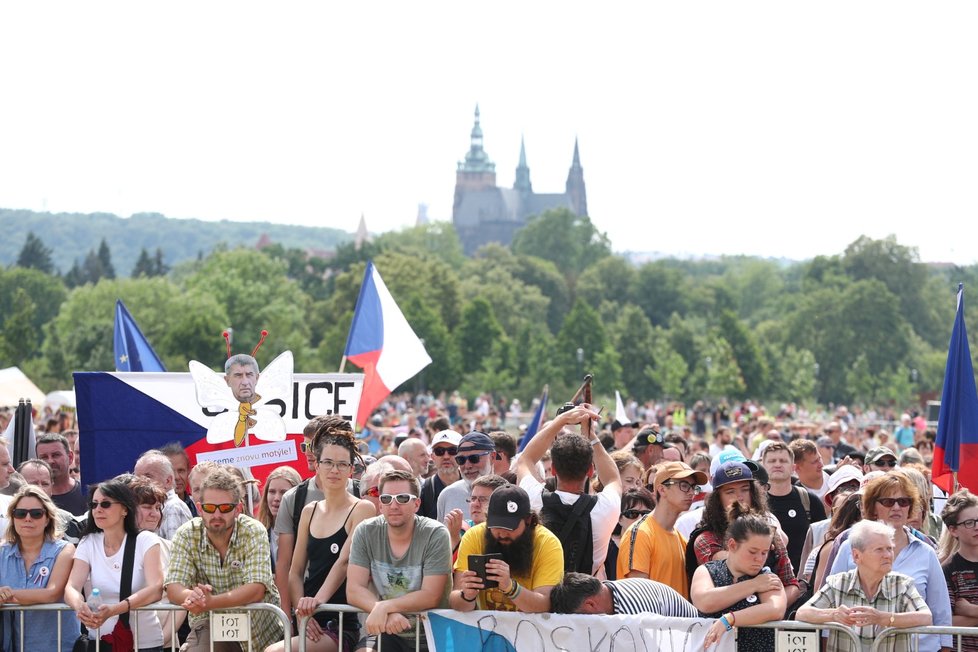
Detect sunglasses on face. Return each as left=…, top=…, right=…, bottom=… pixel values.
left=621, top=509, right=651, bottom=520
left=954, top=518, right=978, bottom=530
left=466, top=496, right=491, bottom=505
left=300, top=442, right=311, bottom=453
left=432, top=447, right=458, bottom=457
left=90, top=500, right=118, bottom=510
left=877, top=497, right=912, bottom=508
left=873, top=459, right=897, bottom=468
left=455, top=452, right=491, bottom=466
left=358, top=482, right=380, bottom=498
left=12, top=508, right=45, bottom=520
left=379, top=493, right=416, bottom=505
left=200, top=502, right=237, bottom=514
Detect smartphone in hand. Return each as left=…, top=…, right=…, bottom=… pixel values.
left=468, top=553, right=502, bottom=589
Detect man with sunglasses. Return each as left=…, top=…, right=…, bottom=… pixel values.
left=165, top=466, right=284, bottom=651
left=348, top=469, right=452, bottom=652
left=617, top=461, right=707, bottom=598
left=863, top=446, right=899, bottom=474
left=436, top=431, right=496, bottom=523
left=419, top=429, right=462, bottom=520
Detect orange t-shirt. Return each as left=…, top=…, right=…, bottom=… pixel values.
left=617, top=514, right=690, bottom=598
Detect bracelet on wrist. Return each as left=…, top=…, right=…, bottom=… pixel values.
left=460, top=589, right=478, bottom=603
left=720, top=614, right=733, bottom=632
left=125, top=597, right=131, bottom=613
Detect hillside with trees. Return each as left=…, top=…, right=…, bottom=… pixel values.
left=2, top=208, right=974, bottom=413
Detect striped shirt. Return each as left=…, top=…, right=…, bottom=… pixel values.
left=606, top=578, right=699, bottom=617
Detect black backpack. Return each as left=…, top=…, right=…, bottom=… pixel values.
left=541, top=489, right=598, bottom=574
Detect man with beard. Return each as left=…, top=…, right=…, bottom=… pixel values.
left=450, top=485, right=563, bottom=612
left=436, top=432, right=495, bottom=522
left=165, top=467, right=283, bottom=651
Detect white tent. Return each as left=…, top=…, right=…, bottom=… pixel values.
left=0, top=367, right=45, bottom=408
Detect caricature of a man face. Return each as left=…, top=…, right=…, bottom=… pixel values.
left=226, top=361, right=259, bottom=403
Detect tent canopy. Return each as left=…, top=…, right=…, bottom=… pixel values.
left=0, top=367, right=45, bottom=409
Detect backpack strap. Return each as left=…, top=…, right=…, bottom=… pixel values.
left=627, top=512, right=653, bottom=573
left=290, top=479, right=311, bottom=550
left=118, top=532, right=138, bottom=628
left=795, top=486, right=811, bottom=521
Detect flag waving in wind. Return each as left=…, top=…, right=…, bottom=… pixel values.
left=517, top=385, right=548, bottom=452
left=933, top=283, right=978, bottom=493
left=344, top=261, right=431, bottom=428
left=114, top=299, right=166, bottom=372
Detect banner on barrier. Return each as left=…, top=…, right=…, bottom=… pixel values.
left=423, top=610, right=736, bottom=652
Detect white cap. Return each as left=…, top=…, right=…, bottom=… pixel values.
left=429, top=429, right=462, bottom=450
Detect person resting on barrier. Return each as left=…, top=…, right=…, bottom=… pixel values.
left=450, top=484, right=564, bottom=613
left=0, top=485, right=77, bottom=652
left=690, top=503, right=786, bottom=652
left=346, top=469, right=452, bottom=652
left=164, top=467, right=284, bottom=652
left=797, top=520, right=932, bottom=652
left=550, top=572, right=698, bottom=618
left=938, top=489, right=978, bottom=652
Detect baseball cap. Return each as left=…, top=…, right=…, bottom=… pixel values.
left=824, top=465, right=863, bottom=502
left=611, top=419, right=640, bottom=432
left=654, top=461, right=708, bottom=491
left=709, top=448, right=760, bottom=476
left=486, top=485, right=531, bottom=530
left=711, top=461, right=755, bottom=489
left=429, top=430, right=462, bottom=450
left=816, top=436, right=834, bottom=448
left=459, top=431, right=495, bottom=451
left=370, top=414, right=384, bottom=427
left=632, top=426, right=664, bottom=449
left=865, top=446, right=897, bottom=466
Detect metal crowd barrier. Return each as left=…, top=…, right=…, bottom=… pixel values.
left=871, top=625, right=978, bottom=652
left=0, top=600, right=293, bottom=652
left=296, top=603, right=423, bottom=652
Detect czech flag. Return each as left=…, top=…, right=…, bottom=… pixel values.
left=517, top=385, right=548, bottom=452
left=114, top=299, right=166, bottom=372
left=344, top=261, right=431, bottom=428
left=933, top=283, right=978, bottom=493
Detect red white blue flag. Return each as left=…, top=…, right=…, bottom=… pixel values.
left=933, top=283, right=978, bottom=493
left=344, top=262, right=431, bottom=428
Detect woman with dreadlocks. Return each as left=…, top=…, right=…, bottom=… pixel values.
left=267, top=416, right=376, bottom=652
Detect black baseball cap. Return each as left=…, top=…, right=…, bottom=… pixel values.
left=486, top=485, right=531, bottom=530
left=632, top=426, right=664, bottom=449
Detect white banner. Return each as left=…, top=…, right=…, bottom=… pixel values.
left=423, top=610, right=736, bottom=652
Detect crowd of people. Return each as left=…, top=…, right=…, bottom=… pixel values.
left=0, top=374, right=973, bottom=652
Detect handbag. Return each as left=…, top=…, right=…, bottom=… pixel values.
left=94, top=532, right=139, bottom=652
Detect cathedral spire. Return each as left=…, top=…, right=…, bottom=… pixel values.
left=458, top=104, right=495, bottom=173
left=514, top=136, right=532, bottom=193
left=566, top=138, right=588, bottom=216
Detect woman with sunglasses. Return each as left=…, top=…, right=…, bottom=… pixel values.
left=0, top=485, right=76, bottom=651
left=267, top=425, right=374, bottom=652
left=65, top=479, right=165, bottom=652
left=828, top=472, right=952, bottom=652
left=604, top=488, right=654, bottom=580
left=258, top=466, right=301, bottom=570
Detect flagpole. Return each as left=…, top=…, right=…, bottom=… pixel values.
left=339, top=356, right=347, bottom=373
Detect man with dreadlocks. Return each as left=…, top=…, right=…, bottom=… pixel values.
left=268, top=420, right=375, bottom=652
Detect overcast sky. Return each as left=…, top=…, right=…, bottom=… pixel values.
left=2, top=2, right=976, bottom=264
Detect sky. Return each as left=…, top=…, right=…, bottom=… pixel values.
left=2, top=2, right=977, bottom=264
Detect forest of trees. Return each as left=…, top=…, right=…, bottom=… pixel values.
left=3, top=207, right=975, bottom=412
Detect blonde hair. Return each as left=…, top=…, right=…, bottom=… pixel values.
left=258, top=466, right=302, bottom=528
left=5, top=485, right=61, bottom=544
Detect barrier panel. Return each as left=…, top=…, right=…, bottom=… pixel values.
left=295, top=606, right=864, bottom=652
left=0, top=601, right=292, bottom=652
left=871, top=625, right=978, bottom=652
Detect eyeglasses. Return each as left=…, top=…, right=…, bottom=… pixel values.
left=466, top=496, right=491, bottom=505
left=954, top=518, right=978, bottom=530
left=455, top=452, right=491, bottom=466
left=12, top=508, right=45, bottom=520
left=877, top=497, right=912, bottom=508
left=432, top=447, right=458, bottom=457
left=873, top=459, right=897, bottom=468
left=661, top=480, right=700, bottom=493
left=621, top=509, right=651, bottom=520
left=317, top=459, right=353, bottom=472
left=379, top=493, right=416, bottom=505
left=90, top=500, right=119, bottom=510
left=70, top=468, right=80, bottom=474
left=300, top=442, right=310, bottom=453
left=200, top=502, right=238, bottom=514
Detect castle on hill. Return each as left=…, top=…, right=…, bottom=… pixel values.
left=452, top=106, right=588, bottom=255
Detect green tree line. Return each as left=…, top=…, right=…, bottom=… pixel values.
left=2, top=209, right=972, bottom=410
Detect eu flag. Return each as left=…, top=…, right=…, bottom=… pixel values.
left=113, top=299, right=166, bottom=372
left=933, top=284, right=978, bottom=493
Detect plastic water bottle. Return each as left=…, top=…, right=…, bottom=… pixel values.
left=88, top=587, right=102, bottom=610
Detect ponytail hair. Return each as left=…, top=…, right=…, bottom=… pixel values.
left=724, top=502, right=772, bottom=544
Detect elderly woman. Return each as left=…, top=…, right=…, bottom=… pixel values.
left=828, top=472, right=951, bottom=652
left=0, top=486, right=76, bottom=652
left=799, top=520, right=931, bottom=651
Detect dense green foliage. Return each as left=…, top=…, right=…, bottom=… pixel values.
left=1, top=210, right=971, bottom=413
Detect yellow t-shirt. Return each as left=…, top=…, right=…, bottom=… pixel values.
left=617, top=515, right=690, bottom=598
left=454, top=521, right=564, bottom=611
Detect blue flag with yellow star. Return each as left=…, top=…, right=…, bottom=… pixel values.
left=113, top=299, right=166, bottom=372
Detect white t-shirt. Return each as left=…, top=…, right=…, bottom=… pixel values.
left=75, top=530, right=164, bottom=648
left=800, top=471, right=832, bottom=501
left=519, top=475, right=620, bottom=575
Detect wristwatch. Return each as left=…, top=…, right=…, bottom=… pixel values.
left=889, top=613, right=895, bottom=626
